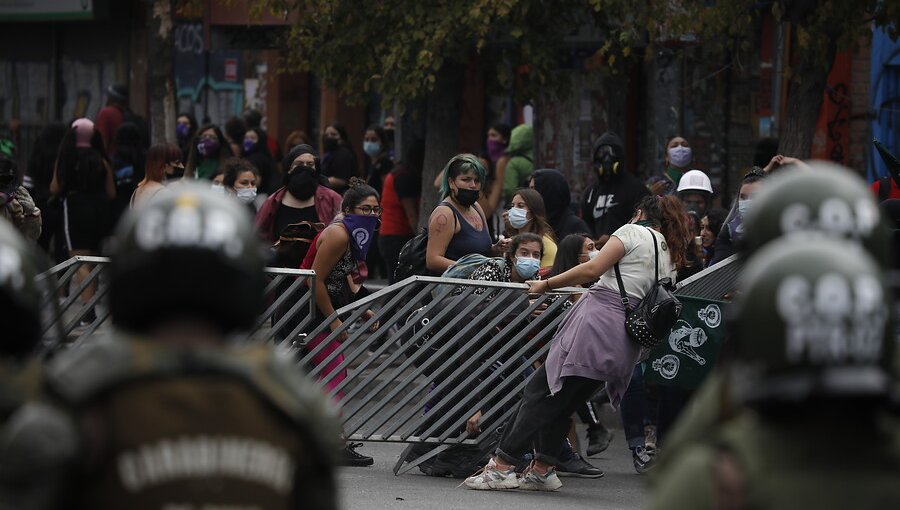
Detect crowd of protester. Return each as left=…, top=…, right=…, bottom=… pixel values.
left=3, top=81, right=898, bottom=502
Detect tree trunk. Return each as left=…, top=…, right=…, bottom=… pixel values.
left=148, top=0, right=176, bottom=145
left=419, top=62, right=466, bottom=230
left=778, top=30, right=837, bottom=158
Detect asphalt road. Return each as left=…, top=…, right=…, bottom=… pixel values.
left=337, top=431, right=649, bottom=510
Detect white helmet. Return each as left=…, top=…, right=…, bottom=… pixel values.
left=677, top=169, right=713, bottom=194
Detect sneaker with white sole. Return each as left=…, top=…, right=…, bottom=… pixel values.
left=463, top=458, right=519, bottom=490
left=517, top=463, right=563, bottom=491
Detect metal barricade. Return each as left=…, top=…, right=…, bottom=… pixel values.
left=294, top=276, right=583, bottom=474
left=36, top=256, right=317, bottom=345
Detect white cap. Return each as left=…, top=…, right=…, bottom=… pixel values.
left=677, top=169, right=713, bottom=194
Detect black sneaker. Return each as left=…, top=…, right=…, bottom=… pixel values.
left=78, top=307, right=97, bottom=327
left=586, top=424, right=614, bottom=456
left=632, top=446, right=656, bottom=474
left=341, top=442, right=374, bottom=467
left=556, top=454, right=604, bottom=478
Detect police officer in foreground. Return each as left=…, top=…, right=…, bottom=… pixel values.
left=648, top=238, right=900, bottom=509
left=0, top=185, right=341, bottom=509
left=0, top=219, right=47, bottom=424
left=0, top=218, right=43, bottom=365
left=656, top=162, right=893, bottom=475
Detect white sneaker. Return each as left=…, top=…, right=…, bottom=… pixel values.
left=517, top=463, right=563, bottom=491
left=463, top=459, right=519, bottom=490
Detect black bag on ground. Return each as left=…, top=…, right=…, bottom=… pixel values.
left=613, top=226, right=682, bottom=349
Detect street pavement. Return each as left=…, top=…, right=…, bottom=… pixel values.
left=337, top=430, right=649, bottom=510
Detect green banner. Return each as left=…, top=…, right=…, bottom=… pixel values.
left=643, top=297, right=728, bottom=389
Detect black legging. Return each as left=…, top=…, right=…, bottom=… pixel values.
left=495, top=365, right=602, bottom=466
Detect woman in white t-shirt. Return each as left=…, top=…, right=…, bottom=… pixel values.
left=130, top=143, right=182, bottom=209
left=465, top=194, right=692, bottom=492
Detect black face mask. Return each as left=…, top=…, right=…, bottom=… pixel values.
left=595, top=154, right=620, bottom=179
left=287, top=169, right=318, bottom=200
left=322, top=136, right=339, bottom=153
left=383, top=129, right=395, bottom=143
left=454, top=188, right=480, bottom=207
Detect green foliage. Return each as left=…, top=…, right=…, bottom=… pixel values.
left=253, top=0, right=900, bottom=105
left=254, top=0, right=597, bottom=105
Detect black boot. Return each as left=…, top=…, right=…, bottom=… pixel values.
left=586, top=423, right=614, bottom=456
left=341, top=442, right=374, bottom=467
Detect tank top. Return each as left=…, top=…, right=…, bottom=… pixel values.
left=442, top=201, right=492, bottom=261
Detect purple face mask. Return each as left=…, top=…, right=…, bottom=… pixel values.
left=176, top=123, right=190, bottom=140
left=342, top=213, right=379, bottom=261
left=486, top=139, right=506, bottom=163
left=197, top=138, right=220, bottom=157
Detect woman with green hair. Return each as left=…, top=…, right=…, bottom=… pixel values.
left=426, top=154, right=505, bottom=274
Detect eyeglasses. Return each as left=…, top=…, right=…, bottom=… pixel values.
left=353, top=205, right=382, bottom=216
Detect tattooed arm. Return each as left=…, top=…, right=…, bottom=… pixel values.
left=425, top=204, right=459, bottom=273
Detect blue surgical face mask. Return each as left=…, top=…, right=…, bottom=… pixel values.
left=363, top=141, right=381, bottom=157
left=514, top=256, right=541, bottom=280
left=587, top=249, right=600, bottom=261
left=738, top=198, right=752, bottom=218
left=508, top=207, right=530, bottom=229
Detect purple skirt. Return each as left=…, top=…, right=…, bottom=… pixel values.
left=544, top=285, right=641, bottom=408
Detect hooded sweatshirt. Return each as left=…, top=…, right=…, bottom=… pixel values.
left=503, top=124, right=534, bottom=201
left=531, top=168, right=590, bottom=239
left=581, top=132, right=649, bottom=239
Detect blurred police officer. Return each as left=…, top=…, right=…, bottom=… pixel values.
left=648, top=238, right=900, bottom=509
left=658, top=162, right=893, bottom=474
left=0, top=185, right=341, bottom=509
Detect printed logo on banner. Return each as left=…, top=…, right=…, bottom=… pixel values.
left=697, top=303, right=721, bottom=329
left=667, top=319, right=709, bottom=365
left=652, top=354, right=680, bottom=380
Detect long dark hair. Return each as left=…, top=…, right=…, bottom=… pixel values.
left=507, top=188, right=555, bottom=242
left=547, top=233, right=591, bottom=278
left=185, top=124, right=233, bottom=176
left=54, top=124, right=108, bottom=195
left=636, top=194, right=693, bottom=269
left=27, top=122, right=67, bottom=194
left=341, top=177, right=380, bottom=211
left=327, top=123, right=351, bottom=144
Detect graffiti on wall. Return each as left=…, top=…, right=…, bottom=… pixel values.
left=0, top=58, right=114, bottom=125
left=536, top=72, right=610, bottom=202
left=175, top=20, right=244, bottom=125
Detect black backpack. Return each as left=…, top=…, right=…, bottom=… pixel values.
left=394, top=203, right=459, bottom=281
left=394, top=228, right=429, bottom=281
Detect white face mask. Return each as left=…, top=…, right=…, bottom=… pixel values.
left=587, top=249, right=600, bottom=261
left=668, top=146, right=692, bottom=168
left=508, top=207, right=530, bottom=229
left=236, top=187, right=257, bottom=203
left=211, top=183, right=225, bottom=195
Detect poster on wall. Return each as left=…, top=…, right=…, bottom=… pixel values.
left=0, top=0, right=93, bottom=20
left=810, top=51, right=851, bottom=165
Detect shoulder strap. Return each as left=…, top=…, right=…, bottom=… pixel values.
left=613, top=263, right=630, bottom=308
left=644, top=226, right=660, bottom=281
left=438, top=201, right=459, bottom=230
